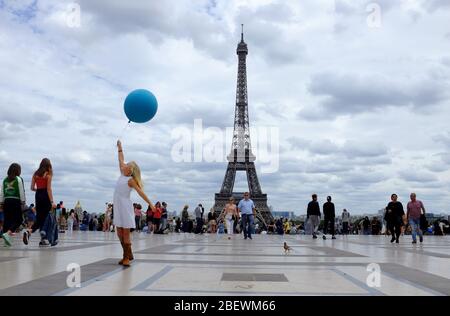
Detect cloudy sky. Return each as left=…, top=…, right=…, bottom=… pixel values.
left=1, top=0, right=450, bottom=215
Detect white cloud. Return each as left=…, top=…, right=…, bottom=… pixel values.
left=0, top=0, right=450, bottom=214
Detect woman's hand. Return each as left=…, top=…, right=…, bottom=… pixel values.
left=117, top=140, right=122, bottom=150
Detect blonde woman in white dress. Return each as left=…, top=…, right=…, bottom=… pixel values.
left=114, top=140, right=155, bottom=266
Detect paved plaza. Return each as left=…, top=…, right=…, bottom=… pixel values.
left=0, top=232, right=449, bottom=296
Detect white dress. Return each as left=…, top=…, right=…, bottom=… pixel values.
left=113, top=175, right=135, bottom=229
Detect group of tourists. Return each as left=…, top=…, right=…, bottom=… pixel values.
left=0, top=159, right=56, bottom=247
left=304, top=193, right=428, bottom=244
left=0, top=140, right=443, bottom=269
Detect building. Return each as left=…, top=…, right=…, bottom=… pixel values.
left=272, top=211, right=295, bottom=219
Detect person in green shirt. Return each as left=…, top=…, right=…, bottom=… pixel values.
left=0, top=163, right=26, bottom=247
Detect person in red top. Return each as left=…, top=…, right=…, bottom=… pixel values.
left=146, top=205, right=153, bottom=233
left=28, top=158, right=56, bottom=246
left=407, top=193, right=426, bottom=244
left=152, top=201, right=162, bottom=233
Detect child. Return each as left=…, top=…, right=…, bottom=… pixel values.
left=217, top=220, right=225, bottom=235
left=26, top=204, right=36, bottom=231
left=0, top=163, right=26, bottom=247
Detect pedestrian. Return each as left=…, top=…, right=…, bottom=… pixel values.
left=371, top=217, right=381, bottom=235
left=307, top=194, right=321, bottom=239
left=160, top=202, right=168, bottom=233
left=362, top=216, right=371, bottom=235
left=219, top=197, right=238, bottom=239
left=181, top=205, right=189, bottom=232
left=26, top=204, right=36, bottom=232
left=323, top=196, right=336, bottom=240
left=146, top=204, right=153, bottom=233
left=67, top=209, right=75, bottom=233
left=103, top=203, right=112, bottom=232
left=208, top=208, right=217, bottom=233
left=385, top=193, right=405, bottom=244
left=407, top=193, right=426, bottom=244
left=237, top=192, right=255, bottom=240
left=29, top=158, right=56, bottom=246
left=134, top=204, right=142, bottom=232
left=175, top=217, right=181, bottom=233
left=342, top=209, right=350, bottom=234
left=194, top=204, right=204, bottom=234
left=0, top=163, right=26, bottom=247
left=152, top=202, right=162, bottom=233
left=114, top=140, right=155, bottom=266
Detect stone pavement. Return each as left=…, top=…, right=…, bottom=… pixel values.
left=0, top=231, right=449, bottom=296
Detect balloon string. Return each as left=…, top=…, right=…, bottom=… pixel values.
left=117, top=121, right=131, bottom=141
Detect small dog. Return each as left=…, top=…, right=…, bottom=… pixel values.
left=283, top=242, right=293, bottom=254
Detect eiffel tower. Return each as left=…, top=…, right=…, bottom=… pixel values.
left=213, top=25, right=273, bottom=226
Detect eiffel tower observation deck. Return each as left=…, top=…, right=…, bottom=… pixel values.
left=213, top=25, right=273, bottom=227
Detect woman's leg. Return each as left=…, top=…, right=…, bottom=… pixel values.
left=122, top=228, right=131, bottom=244
left=122, top=228, right=133, bottom=265
left=388, top=224, right=395, bottom=241
left=226, top=219, right=234, bottom=235
left=3, top=199, right=22, bottom=235
left=117, top=227, right=128, bottom=265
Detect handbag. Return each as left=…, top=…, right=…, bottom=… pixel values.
left=420, top=214, right=428, bottom=231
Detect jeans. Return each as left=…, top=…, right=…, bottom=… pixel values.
left=409, top=218, right=423, bottom=241
left=160, top=217, right=167, bottom=232
left=241, top=214, right=254, bottom=238
left=225, top=218, right=234, bottom=235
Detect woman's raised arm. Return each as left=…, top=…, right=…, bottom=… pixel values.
left=117, top=140, right=127, bottom=174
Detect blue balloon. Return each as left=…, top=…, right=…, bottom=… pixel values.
left=124, top=89, right=158, bottom=123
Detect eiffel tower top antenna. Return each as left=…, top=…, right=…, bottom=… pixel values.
left=241, top=24, right=244, bottom=42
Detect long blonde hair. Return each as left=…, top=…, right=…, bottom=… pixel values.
left=128, top=161, right=143, bottom=189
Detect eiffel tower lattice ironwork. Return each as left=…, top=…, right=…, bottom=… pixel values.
left=213, top=25, right=273, bottom=227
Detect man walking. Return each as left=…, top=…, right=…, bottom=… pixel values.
left=407, top=193, right=426, bottom=244
left=323, top=196, right=336, bottom=240
left=342, top=209, right=350, bottom=234
left=307, top=194, right=321, bottom=239
left=194, top=204, right=204, bottom=234
left=237, top=192, right=255, bottom=240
